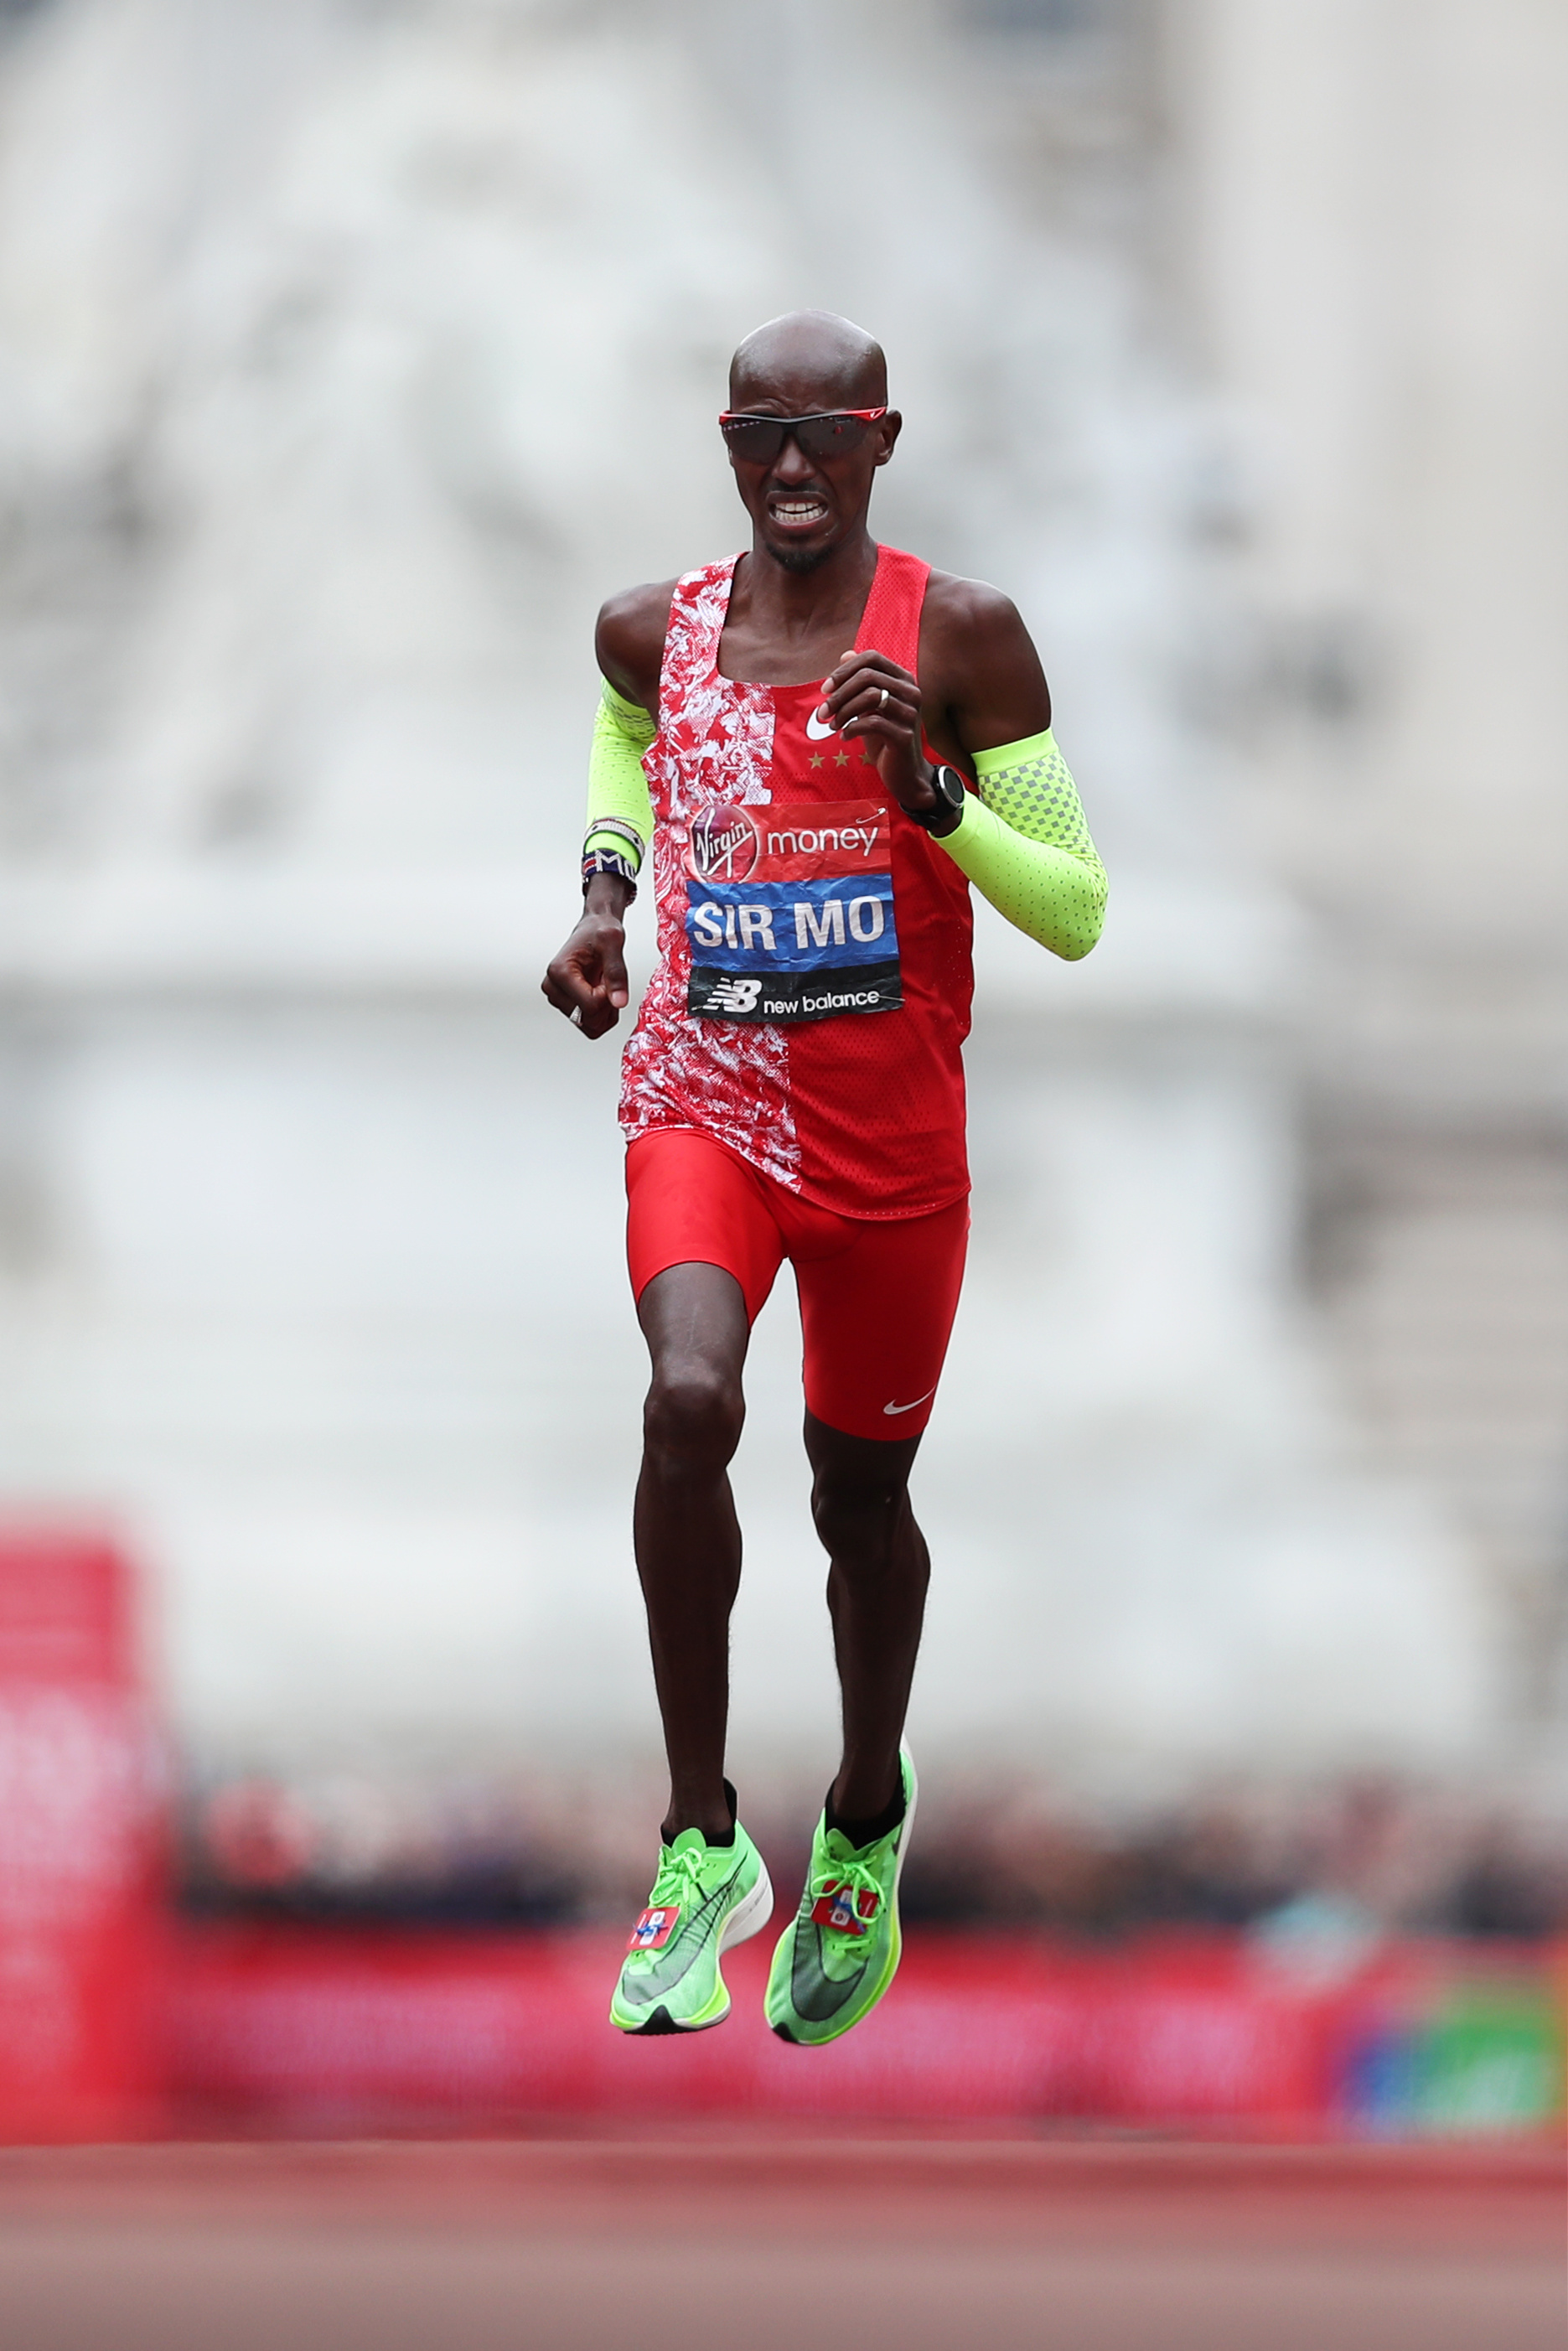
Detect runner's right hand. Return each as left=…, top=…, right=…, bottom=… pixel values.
left=542, top=906, right=629, bottom=1038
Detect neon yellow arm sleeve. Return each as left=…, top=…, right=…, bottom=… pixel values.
left=934, top=728, right=1107, bottom=961
left=583, top=684, right=656, bottom=869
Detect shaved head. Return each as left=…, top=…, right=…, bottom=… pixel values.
left=722, top=310, right=898, bottom=576
left=729, top=310, right=887, bottom=412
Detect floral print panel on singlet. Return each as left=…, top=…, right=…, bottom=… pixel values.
left=619, top=544, right=975, bottom=1220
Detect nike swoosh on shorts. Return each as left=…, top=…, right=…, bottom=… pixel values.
left=882, top=1387, right=937, bottom=1416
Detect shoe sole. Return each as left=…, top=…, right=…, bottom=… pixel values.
left=615, top=1858, right=774, bottom=2037
left=768, top=1746, right=919, bottom=2046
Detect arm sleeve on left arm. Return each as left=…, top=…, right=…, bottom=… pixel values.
left=934, top=728, right=1107, bottom=961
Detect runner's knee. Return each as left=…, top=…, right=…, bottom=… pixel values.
left=810, top=1469, right=915, bottom=1568
left=643, top=1362, right=745, bottom=1470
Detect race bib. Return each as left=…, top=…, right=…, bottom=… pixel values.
left=684, top=800, right=902, bottom=1023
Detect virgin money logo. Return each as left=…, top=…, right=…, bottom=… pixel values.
left=688, top=803, right=760, bottom=883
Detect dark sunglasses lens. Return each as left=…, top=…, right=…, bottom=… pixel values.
left=721, top=417, right=785, bottom=463
left=794, top=414, right=872, bottom=460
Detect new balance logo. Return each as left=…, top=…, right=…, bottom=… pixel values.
left=703, top=976, right=763, bottom=1014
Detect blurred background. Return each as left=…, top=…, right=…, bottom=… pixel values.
left=0, top=0, right=1563, bottom=2187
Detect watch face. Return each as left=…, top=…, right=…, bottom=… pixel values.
left=938, top=765, right=965, bottom=810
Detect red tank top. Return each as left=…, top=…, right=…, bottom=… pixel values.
left=619, top=544, right=974, bottom=1219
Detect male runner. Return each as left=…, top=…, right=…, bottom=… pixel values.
left=543, top=311, right=1105, bottom=2042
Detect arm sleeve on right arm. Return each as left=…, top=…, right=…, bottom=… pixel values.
left=583, top=683, right=656, bottom=868
left=934, top=728, right=1107, bottom=961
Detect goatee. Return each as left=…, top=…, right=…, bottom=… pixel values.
left=768, top=540, right=835, bottom=575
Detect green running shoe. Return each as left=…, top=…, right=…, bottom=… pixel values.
left=610, top=1819, right=773, bottom=2036
left=764, top=1745, right=918, bottom=2046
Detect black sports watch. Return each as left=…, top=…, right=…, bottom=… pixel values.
left=903, top=763, right=967, bottom=834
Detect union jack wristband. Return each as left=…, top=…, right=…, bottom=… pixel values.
left=582, top=849, right=639, bottom=902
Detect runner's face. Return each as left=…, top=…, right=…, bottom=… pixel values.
left=725, top=360, right=899, bottom=572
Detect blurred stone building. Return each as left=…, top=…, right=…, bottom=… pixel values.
left=1172, top=0, right=1568, bottom=1753
left=0, top=0, right=1559, bottom=1850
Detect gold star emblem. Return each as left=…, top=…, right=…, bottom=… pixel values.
left=834, top=750, right=850, bottom=768
left=809, top=753, right=824, bottom=769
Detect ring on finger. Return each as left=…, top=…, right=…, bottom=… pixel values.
left=878, top=686, right=889, bottom=711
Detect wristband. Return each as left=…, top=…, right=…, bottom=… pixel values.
left=582, top=816, right=645, bottom=869
left=582, top=849, right=639, bottom=902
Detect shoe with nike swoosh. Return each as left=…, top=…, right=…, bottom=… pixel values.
left=763, top=1745, right=917, bottom=2046
left=610, top=1817, right=773, bottom=2035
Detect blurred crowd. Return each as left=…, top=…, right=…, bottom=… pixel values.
left=182, top=1767, right=1568, bottom=1945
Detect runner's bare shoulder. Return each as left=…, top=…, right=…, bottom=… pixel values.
left=595, top=579, right=680, bottom=717
left=919, top=570, right=1051, bottom=739
left=920, top=570, right=1033, bottom=661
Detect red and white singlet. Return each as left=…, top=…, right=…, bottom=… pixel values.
left=619, top=544, right=975, bottom=1220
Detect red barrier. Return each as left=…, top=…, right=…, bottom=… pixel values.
left=0, top=1530, right=167, bottom=2141
left=164, top=1924, right=1566, bottom=2139
left=167, top=1925, right=1373, bottom=2135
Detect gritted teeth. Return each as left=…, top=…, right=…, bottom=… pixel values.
left=773, top=498, right=828, bottom=522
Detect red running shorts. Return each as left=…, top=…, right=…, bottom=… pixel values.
left=625, top=1128, right=969, bottom=1442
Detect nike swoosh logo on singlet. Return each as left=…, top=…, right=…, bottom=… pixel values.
left=805, top=707, right=836, bottom=741
left=882, top=1387, right=938, bottom=1416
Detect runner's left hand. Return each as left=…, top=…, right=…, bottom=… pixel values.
left=820, top=650, right=943, bottom=823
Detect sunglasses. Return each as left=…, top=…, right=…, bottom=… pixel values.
left=718, top=408, right=887, bottom=464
